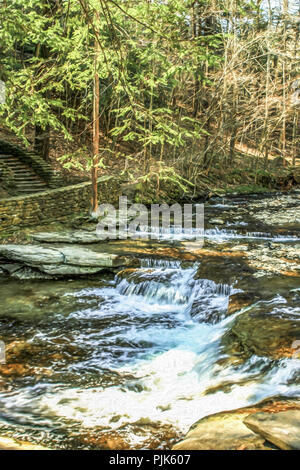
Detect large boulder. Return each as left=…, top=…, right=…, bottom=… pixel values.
left=244, top=410, right=300, bottom=450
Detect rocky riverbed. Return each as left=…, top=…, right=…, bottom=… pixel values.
left=0, top=191, right=299, bottom=450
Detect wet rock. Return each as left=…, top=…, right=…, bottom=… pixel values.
left=249, top=193, right=300, bottom=228
left=0, top=363, right=34, bottom=377
left=245, top=243, right=300, bottom=277
left=209, top=218, right=225, bottom=225
left=244, top=410, right=300, bottom=450
left=5, top=340, right=40, bottom=360
left=172, top=397, right=300, bottom=450
left=117, top=267, right=172, bottom=284
left=172, top=409, right=268, bottom=450
left=229, top=245, right=249, bottom=252
left=0, top=436, right=50, bottom=450
left=222, top=309, right=300, bottom=360
left=39, top=264, right=106, bottom=276
left=227, top=292, right=258, bottom=315
left=58, top=246, right=135, bottom=268
left=80, top=432, right=130, bottom=450
left=194, top=253, right=253, bottom=285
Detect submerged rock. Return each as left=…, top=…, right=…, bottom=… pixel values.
left=31, top=230, right=100, bottom=244
left=244, top=410, right=300, bottom=450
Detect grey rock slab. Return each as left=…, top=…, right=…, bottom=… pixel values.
left=59, top=246, right=135, bottom=267
left=0, top=245, right=64, bottom=265
left=0, top=244, right=138, bottom=268
left=11, top=267, right=54, bottom=280
left=39, top=264, right=106, bottom=275
left=244, top=410, right=300, bottom=450
left=0, top=263, right=24, bottom=275
left=31, top=230, right=100, bottom=244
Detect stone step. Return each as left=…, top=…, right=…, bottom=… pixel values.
left=16, top=185, right=46, bottom=189
left=0, top=153, right=48, bottom=195
left=5, top=171, right=40, bottom=176
left=1, top=165, right=34, bottom=171
left=0, top=139, right=65, bottom=193
left=0, top=143, right=65, bottom=195
left=13, top=176, right=46, bottom=181
left=14, top=174, right=44, bottom=181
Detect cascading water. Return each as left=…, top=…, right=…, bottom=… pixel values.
left=0, top=193, right=299, bottom=449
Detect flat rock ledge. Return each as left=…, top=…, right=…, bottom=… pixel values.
left=0, top=244, right=139, bottom=279
left=31, top=230, right=100, bottom=244
left=172, top=398, right=300, bottom=450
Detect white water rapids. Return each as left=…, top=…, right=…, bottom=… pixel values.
left=2, top=259, right=298, bottom=447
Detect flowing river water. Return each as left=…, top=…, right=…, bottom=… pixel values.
left=0, top=192, right=299, bottom=449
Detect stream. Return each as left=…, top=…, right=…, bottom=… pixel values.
left=0, top=192, right=299, bottom=449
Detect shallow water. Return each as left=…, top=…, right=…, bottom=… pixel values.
left=0, top=192, right=299, bottom=449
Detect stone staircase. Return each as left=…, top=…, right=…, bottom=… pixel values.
left=0, top=139, right=65, bottom=196
left=0, top=153, right=48, bottom=194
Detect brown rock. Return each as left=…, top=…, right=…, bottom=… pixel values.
left=244, top=410, right=300, bottom=450
left=172, top=398, right=300, bottom=450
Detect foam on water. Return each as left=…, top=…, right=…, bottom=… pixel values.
left=1, top=263, right=298, bottom=445
left=129, top=225, right=300, bottom=242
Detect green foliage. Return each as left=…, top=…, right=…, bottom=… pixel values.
left=0, top=0, right=221, bottom=165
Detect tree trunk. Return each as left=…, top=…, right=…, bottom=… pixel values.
left=34, top=124, right=50, bottom=161
left=91, top=36, right=100, bottom=216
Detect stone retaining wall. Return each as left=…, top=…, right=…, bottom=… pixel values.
left=0, top=176, right=120, bottom=233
